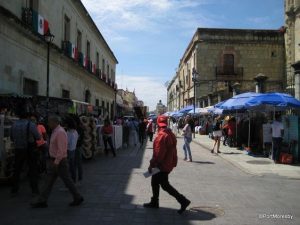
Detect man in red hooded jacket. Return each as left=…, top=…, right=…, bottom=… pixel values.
left=144, top=116, right=191, bottom=214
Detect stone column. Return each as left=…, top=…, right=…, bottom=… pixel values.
left=292, top=61, right=300, bottom=100
left=217, top=93, right=222, bottom=102
left=207, top=95, right=211, bottom=106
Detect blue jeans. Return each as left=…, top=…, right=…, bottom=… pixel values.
left=68, top=150, right=76, bottom=183
left=183, top=137, right=192, bottom=160
left=272, top=137, right=282, bottom=161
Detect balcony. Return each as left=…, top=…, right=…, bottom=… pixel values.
left=21, top=8, right=33, bottom=27
left=61, top=41, right=72, bottom=58
left=96, top=68, right=101, bottom=78
left=215, top=66, right=243, bottom=81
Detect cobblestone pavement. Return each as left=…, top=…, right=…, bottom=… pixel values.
left=0, top=136, right=299, bottom=225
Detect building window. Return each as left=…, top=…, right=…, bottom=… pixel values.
left=86, top=41, right=90, bottom=60
left=77, top=30, right=82, bottom=52
left=85, top=90, right=91, bottom=103
left=29, top=0, right=39, bottom=11
left=102, top=59, right=105, bottom=75
left=106, top=102, right=110, bottom=115
left=96, top=52, right=100, bottom=69
left=23, top=78, right=38, bottom=96
left=271, top=51, right=277, bottom=57
left=64, top=15, right=70, bottom=41
left=95, top=99, right=99, bottom=106
left=107, top=64, right=110, bottom=78
left=62, top=89, right=70, bottom=99
left=223, top=54, right=234, bottom=74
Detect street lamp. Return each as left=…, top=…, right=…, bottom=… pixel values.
left=192, top=67, right=200, bottom=138
left=44, top=29, right=54, bottom=122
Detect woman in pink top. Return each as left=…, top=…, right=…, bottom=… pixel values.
left=31, top=114, right=48, bottom=173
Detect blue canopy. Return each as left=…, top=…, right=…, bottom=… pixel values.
left=246, top=92, right=300, bottom=108
left=217, top=92, right=262, bottom=110
left=178, top=105, right=194, bottom=113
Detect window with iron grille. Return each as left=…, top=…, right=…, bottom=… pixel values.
left=62, top=89, right=70, bottom=99
left=23, top=78, right=38, bottom=96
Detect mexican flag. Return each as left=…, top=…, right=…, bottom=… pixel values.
left=71, top=44, right=78, bottom=60
left=32, top=10, right=49, bottom=35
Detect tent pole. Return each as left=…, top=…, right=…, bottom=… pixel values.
left=248, top=111, right=251, bottom=148
left=235, top=110, right=238, bottom=147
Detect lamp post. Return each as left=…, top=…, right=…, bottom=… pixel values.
left=192, top=67, right=200, bottom=138
left=44, top=29, right=55, bottom=122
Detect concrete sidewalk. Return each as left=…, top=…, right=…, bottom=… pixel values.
left=192, top=134, right=300, bottom=179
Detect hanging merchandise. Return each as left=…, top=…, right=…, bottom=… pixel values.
left=80, top=116, right=97, bottom=159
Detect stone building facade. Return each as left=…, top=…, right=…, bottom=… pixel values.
left=168, top=28, right=285, bottom=110
left=0, top=0, right=118, bottom=116
left=285, top=0, right=300, bottom=99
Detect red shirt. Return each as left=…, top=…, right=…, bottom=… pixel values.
left=36, top=124, right=46, bottom=147
left=102, top=125, right=113, bottom=135
left=150, top=127, right=177, bottom=173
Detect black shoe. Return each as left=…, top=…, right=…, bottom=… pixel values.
left=69, top=197, right=84, bottom=206
left=31, top=202, right=48, bottom=208
left=143, top=198, right=159, bottom=209
left=178, top=198, right=191, bottom=214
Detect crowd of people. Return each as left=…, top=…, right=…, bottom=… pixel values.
left=9, top=109, right=85, bottom=208
left=6, top=105, right=285, bottom=214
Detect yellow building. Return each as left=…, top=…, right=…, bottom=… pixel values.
left=285, top=0, right=300, bottom=99
left=168, top=28, right=285, bottom=109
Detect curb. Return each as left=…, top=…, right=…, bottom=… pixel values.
left=192, top=138, right=263, bottom=177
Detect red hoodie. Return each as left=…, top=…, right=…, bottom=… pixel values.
left=150, top=127, right=178, bottom=173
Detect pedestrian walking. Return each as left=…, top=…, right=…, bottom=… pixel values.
left=10, top=110, right=41, bottom=197
left=75, top=118, right=84, bottom=185
left=101, top=119, right=116, bottom=157
left=30, top=114, right=48, bottom=174
left=31, top=115, right=84, bottom=208
left=182, top=117, right=193, bottom=162
left=138, top=118, right=147, bottom=146
left=128, top=118, right=139, bottom=147
left=144, top=115, right=191, bottom=214
left=271, top=114, right=284, bottom=163
left=147, top=119, right=154, bottom=142
left=123, top=119, right=130, bottom=148
left=211, top=116, right=222, bottom=154
left=66, top=120, right=79, bottom=183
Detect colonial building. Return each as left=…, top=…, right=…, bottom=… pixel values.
left=168, top=28, right=285, bottom=110
left=285, top=0, right=300, bottom=99
left=0, top=0, right=118, bottom=116
left=156, top=100, right=167, bottom=115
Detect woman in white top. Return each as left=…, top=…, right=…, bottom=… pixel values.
left=211, top=117, right=222, bottom=154
left=66, top=121, right=79, bottom=183
left=182, top=117, right=193, bottom=162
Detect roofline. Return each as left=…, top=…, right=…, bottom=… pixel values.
left=179, top=27, right=284, bottom=65
left=77, top=1, right=118, bottom=64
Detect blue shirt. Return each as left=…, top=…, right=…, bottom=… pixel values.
left=10, top=119, right=41, bottom=149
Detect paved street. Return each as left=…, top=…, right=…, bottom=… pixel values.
left=0, top=136, right=300, bottom=225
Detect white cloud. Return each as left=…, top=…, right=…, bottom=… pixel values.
left=81, top=0, right=218, bottom=42
left=116, top=75, right=167, bottom=111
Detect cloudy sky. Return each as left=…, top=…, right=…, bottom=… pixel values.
left=81, top=0, right=284, bottom=111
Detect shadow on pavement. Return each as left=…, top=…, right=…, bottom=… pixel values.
left=192, top=161, right=215, bottom=164
left=221, top=152, right=242, bottom=155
